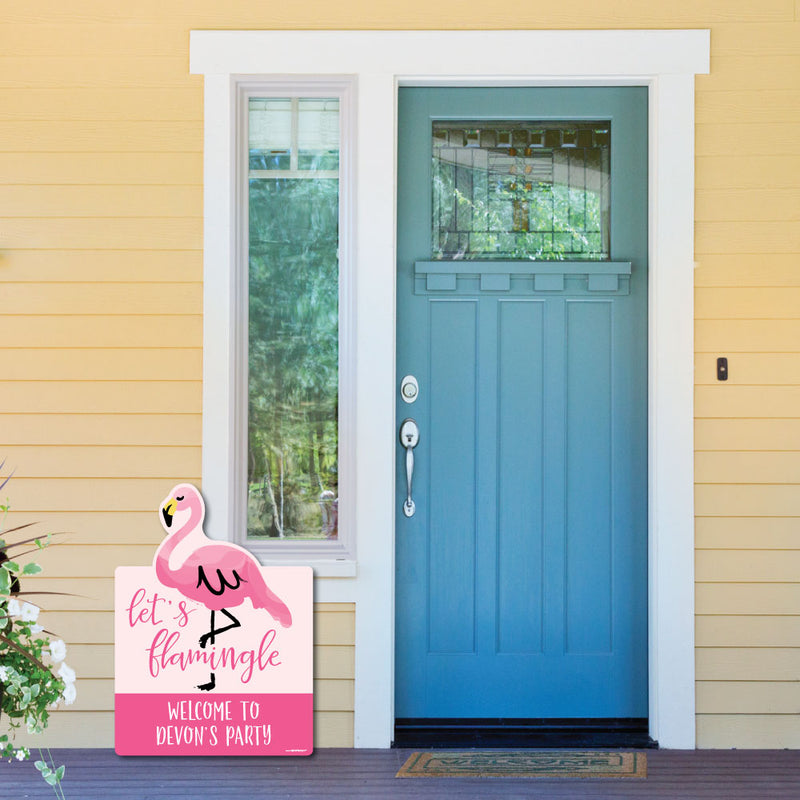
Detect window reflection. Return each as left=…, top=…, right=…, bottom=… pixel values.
left=247, top=97, right=340, bottom=541
left=432, top=121, right=611, bottom=261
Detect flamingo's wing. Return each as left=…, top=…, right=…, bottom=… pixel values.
left=196, top=564, right=245, bottom=596
left=185, top=544, right=293, bottom=627
left=239, top=559, right=292, bottom=627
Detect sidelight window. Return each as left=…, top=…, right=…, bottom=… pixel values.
left=239, top=82, right=354, bottom=562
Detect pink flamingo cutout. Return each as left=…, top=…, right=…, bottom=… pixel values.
left=153, top=483, right=292, bottom=691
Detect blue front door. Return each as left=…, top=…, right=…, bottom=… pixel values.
left=395, top=87, right=648, bottom=720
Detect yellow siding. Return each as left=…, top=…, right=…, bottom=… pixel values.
left=696, top=616, right=800, bottom=647
left=0, top=251, right=202, bottom=282
left=696, top=420, right=800, bottom=451
left=697, top=583, right=800, bottom=615
left=696, top=190, right=800, bottom=223
left=694, top=20, right=800, bottom=742
left=696, top=353, right=800, bottom=385
left=697, top=681, right=800, bottom=714
left=0, top=315, right=201, bottom=347
left=696, top=716, right=800, bottom=749
left=1, top=0, right=798, bottom=752
left=697, top=648, right=800, bottom=681
left=694, top=260, right=800, bottom=289
left=696, top=517, right=800, bottom=548
left=695, top=387, right=800, bottom=418
left=0, top=185, right=203, bottom=216
left=0, top=153, right=202, bottom=183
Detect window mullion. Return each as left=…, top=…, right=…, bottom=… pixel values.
left=290, top=96, right=299, bottom=173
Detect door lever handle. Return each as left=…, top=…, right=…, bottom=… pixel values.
left=399, top=418, right=420, bottom=517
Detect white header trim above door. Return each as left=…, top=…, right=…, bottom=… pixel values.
left=191, top=29, right=709, bottom=750
left=191, top=29, right=709, bottom=77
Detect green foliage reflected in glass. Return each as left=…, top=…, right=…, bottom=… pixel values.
left=247, top=175, right=339, bottom=542
left=432, top=121, right=610, bottom=261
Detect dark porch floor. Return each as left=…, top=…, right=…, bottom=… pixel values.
left=3, top=748, right=799, bottom=799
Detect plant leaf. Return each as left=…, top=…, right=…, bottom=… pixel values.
left=0, top=632, right=48, bottom=670
left=7, top=549, right=44, bottom=561
left=55, top=765, right=65, bottom=781
left=34, top=760, right=47, bottom=771
left=0, top=523, right=37, bottom=536
left=4, top=534, right=57, bottom=551
left=0, top=468, right=15, bottom=492
left=21, top=563, right=42, bottom=575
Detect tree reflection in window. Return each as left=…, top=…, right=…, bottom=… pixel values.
left=247, top=98, right=340, bottom=541
left=432, top=121, right=610, bottom=261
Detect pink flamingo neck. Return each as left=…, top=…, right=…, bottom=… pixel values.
left=155, top=493, right=204, bottom=587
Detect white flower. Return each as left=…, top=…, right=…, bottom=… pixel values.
left=19, top=602, right=39, bottom=622
left=61, top=682, right=77, bottom=706
left=29, top=624, right=43, bottom=634
left=49, top=639, right=67, bottom=662
left=14, top=747, right=29, bottom=761
left=57, top=662, right=76, bottom=684
left=6, top=598, right=21, bottom=616
left=0, top=666, right=9, bottom=682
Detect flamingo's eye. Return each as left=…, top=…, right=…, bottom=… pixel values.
left=176, top=495, right=184, bottom=501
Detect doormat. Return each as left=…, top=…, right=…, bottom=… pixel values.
left=396, top=750, right=647, bottom=779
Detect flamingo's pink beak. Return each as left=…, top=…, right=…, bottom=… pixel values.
left=162, top=498, right=177, bottom=528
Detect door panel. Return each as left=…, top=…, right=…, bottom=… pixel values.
left=497, top=300, right=545, bottom=656
left=428, top=299, right=477, bottom=654
left=565, top=299, right=613, bottom=654
left=395, top=87, right=648, bottom=722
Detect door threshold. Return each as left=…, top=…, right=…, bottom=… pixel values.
left=393, top=718, right=656, bottom=749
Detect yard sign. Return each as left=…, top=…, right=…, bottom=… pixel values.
left=114, top=484, right=313, bottom=756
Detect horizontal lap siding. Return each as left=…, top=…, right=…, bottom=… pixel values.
left=1, top=1, right=798, bottom=753
left=0, top=6, right=208, bottom=749
left=694, top=20, right=800, bottom=744
left=693, top=11, right=800, bottom=747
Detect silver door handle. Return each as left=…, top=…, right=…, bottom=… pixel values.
left=399, top=418, right=420, bottom=517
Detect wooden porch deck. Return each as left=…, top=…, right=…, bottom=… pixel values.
left=3, top=748, right=799, bottom=799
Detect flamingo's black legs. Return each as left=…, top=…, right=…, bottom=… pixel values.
left=199, top=608, right=241, bottom=649
left=197, top=609, right=242, bottom=691
left=197, top=673, right=216, bottom=692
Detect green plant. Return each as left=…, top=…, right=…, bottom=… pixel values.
left=0, top=468, right=73, bottom=797
left=35, top=749, right=67, bottom=798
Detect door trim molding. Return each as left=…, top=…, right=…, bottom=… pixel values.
left=191, top=29, right=710, bottom=749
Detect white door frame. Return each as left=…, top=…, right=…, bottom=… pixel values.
left=191, top=29, right=710, bottom=749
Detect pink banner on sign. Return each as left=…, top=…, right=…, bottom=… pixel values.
left=115, top=693, right=313, bottom=756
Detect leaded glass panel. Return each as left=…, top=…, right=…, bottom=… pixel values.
left=432, top=121, right=610, bottom=261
